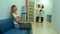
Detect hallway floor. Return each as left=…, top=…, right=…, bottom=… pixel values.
left=31, top=21, right=58, bottom=34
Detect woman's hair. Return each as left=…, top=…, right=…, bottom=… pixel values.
left=41, top=5, right=44, bottom=9
left=38, top=5, right=40, bottom=8
left=10, top=5, right=16, bottom=18
left=11, top=5, right=16, bottom=14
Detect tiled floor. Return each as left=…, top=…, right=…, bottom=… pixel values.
left=31, top=21, right=58, bottom=34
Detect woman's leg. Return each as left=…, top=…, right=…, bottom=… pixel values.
left=41, top=17, right=44, bottom=23
left=36, top=17, right=39, bottom=22
left=14, top=24, right=20, bottom=29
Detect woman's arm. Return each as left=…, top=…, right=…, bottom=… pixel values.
left=15, top=16, right=22, bottom=23
left=12, top=13, right=22, bottom=23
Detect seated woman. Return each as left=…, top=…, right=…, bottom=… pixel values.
left=10, top=5, right=22, bottom=29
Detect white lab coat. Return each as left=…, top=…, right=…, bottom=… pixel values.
left=40, top=9, right=44, bottom=17
left=36, top=8, right=44, bottom=17
left=36, top=8, right=41, bottom=17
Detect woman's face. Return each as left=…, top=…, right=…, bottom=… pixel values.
left=12, top=6, right=17, bottom=12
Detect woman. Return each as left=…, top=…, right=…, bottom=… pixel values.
left=40, top=5, right=44, bottom=23
left=36, top=5, right=41, bottom=22
left=11, top=5, right=22, bottom=29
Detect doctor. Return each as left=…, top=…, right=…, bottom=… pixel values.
left=40, top=5, right=44, bottom=23
left=36, top=5, right=41, bottom=22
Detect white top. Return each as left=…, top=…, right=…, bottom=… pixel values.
left=36, top=8, right=44, bottom=17
left=40, top=9, right=44, bottom=17
left=36, top=8, right=41, bottom=17
left=12, top=13, right=20, bottom=24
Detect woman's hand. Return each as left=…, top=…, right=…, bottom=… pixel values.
left=15, top=16, right=22, bottom=23
left=15, top=19, right=20, bottom=22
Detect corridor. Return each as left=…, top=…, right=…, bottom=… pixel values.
left=32, top=21, right=58, bottom=34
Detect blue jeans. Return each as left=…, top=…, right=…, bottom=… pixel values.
left=14, top=24, right=20, bottom=29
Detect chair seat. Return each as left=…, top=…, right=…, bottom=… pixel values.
left=3, top=28, right=28, bottom=34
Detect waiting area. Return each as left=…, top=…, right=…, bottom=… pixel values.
left=0, top=18, right=32, bottom=34
left=0, top=0, right=60, bottom=34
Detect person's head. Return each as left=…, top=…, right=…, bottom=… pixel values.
left=38, top=5, right=40, bottom=8
left=11, top=5, right=17, bottom=14
left=41, top=5, right=44, bottom=9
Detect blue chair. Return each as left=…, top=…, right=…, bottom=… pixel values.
left=0, top=18, right=28, bottom=34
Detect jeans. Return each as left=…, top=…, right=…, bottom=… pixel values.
left=14, top=24, right=20, bottom=29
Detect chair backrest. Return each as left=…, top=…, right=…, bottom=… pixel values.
left=0, top=18, right=14, bottom=33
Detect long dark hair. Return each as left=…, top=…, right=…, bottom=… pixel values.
left=10, top=5, right=16, bottom=19
left=11, top=5, right=16, bottom=14
left=42, top=5, right=44, bottom=9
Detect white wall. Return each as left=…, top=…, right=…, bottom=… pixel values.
left=52, top=0, right=60, bottom=34
left=28, top=0, right=34, bottom=2
left=0, top=0, right=25, bottom=20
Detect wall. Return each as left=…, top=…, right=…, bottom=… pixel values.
left=52, top=0, right=60, bottom=34
left=0, top=0, right=25, bottom=20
